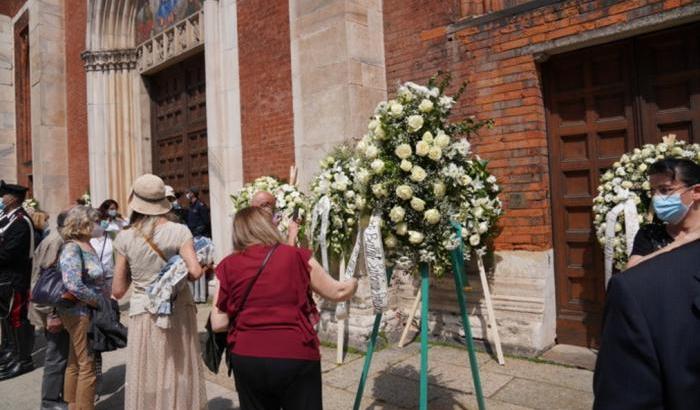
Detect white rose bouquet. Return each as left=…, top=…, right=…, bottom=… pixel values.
left=22, top=198, right=39, bottom=213
left=230, top=175, right=309, bottom=241
left=309, top=145, right=362, bottom=256
left=353, top=74, right=502, bottom=276
left=592, top=134, right=700, bottom=270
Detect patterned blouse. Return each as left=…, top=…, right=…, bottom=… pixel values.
left=58, top=241, right=105, bottom=317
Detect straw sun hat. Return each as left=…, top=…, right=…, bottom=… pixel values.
left=128, top=174, right=172, bottom=216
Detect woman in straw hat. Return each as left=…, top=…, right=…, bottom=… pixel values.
left=112, top=174, right=207, bottom=410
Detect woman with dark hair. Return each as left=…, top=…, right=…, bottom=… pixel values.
left=627, top=158, right=700, bottom=268
left=213, top=206, right=358, bottom=409
left=112, top=174, right=206, bottom=410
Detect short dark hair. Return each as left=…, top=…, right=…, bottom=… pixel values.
left=648, top=158, right=700, bottom=187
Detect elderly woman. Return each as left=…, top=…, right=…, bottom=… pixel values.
left=57, top=206, right=105, bottom=410
left=112, top=174, right=206, bottom=410
left=214, top=206, right=358, bottom=409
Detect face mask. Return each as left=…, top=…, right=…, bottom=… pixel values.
left=171, top=201, right=181, bottom=209
left=653, top=193, right=691, bottom=224
left=91, top=224, right=105, bottom=238
left=0, top=202, right=4, bottom=212
left=107, top=209, right=117, bottom=218
left=100, top=220, right=109, bottom=229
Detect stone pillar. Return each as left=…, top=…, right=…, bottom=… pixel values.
left=0, top=14, right=15, bottom=182
left=289, top=0, right=387, bottom=188
left=289, top=0, right=388, bottom=349
left=83, top=49, right=142, bottom=209
left=203, top=0, right=244, bottom=261
left=28, top=0, right=69, bottom=220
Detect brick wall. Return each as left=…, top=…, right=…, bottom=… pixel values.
left=0, top=0, right=25, bottom=18
left=383, top=0, right=697, bottom=252
left=237, top=0, right=295, bottom=182
left=64, top=0, right=89, bottom=202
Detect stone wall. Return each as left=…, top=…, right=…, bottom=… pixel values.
left=0, top=15, right=15, bottom=183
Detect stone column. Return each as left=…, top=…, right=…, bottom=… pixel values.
left=29, top=0, right=69, bottom=220
left=83, top=49, right=141, bottom=209
left=289, top=0, right=388, bottom=349
left=203, top=0, right=244, bottom=261
left=0, top=15, right=15, bottom=182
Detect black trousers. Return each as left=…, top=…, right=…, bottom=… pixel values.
left=41, top=328, right=69, bottom=405
left=230, top=354, right=322, bottom=410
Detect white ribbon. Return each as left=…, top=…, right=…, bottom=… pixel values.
left=604, top=198, right=640, bottom=288
left=310, top=195, right=331, bottom=271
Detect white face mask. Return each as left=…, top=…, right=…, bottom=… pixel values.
left=91, top=224, right=105, bottom=238
left=107, top=209, right=118, bottom=218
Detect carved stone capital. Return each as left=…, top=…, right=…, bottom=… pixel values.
left=81, top=49, right=138, bottom=72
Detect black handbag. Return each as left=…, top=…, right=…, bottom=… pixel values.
left=202, top=243, right=279, bottom=374
left=31, top=243, right=81, bottom=307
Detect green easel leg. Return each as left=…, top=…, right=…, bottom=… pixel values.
left=419, top=263, right=430, bottom=410
left=353, top=268, right=393, bottom=410
left=451, top=252, right=486, bottom=410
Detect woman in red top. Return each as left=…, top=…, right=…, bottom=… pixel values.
left=215, top=207, right=357, bottom=410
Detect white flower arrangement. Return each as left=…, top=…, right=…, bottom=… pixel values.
left=308, top=145, right=361, bottom=256
left=592, top=134, right=700, bottom=270
left=80, top=192, right=92, bottom=207
left=353, top=75, right=502, bottom=276
left=230, top=176, right=309, bottom=241
left=22, top=198, right=39, bottom=214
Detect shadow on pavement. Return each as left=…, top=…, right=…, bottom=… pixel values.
left=370, top=364, right=467, bottom=410
left=99, top=364, right=125, bottom=396
left=207, top=397, right=236, bottom=410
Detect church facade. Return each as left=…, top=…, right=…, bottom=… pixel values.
left=1, top=0, right=699, bottom=353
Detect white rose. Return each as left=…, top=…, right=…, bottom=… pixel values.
left=395, top=143, right=413, bottom=159
left=473, top=207, right=484, bottom=218
left=422, top=131, right=434, bottom=143
left=374, top=125, right=386, bottom=139
left=390, top=102, right=404, bottom=116
left=400, top=159, right=413, bottom=172
left=469, top=234, right=480, bottom=247
left=639, top=163, right=647, bottom=172
left=433, top=182, right=446, bottom=198
left=368, top=119, right=379, bottom=131
left=428, top=146, right=442, bottom=161
left=347, top=218, right=355, bottom=226
left=344, top=190, right=356, bottom=199
left=384, top=235, right=398, bottom=248
left=621, top=181, right=633, bottom=189
left=410, top=166, right=427, bottom=182
left=458, top=175, right=473, bottom=186
left=435, top=132, right=450, bottom=148
left=365, top=144, right=379, bottom=159
left=477, top=222, right=489, bottom=234
left=642, top=181, right=651, bottom=190
left=407, top=115, right=424, bottom=132
left=334, top=181, right=348, bottom=191
left=356, top=168, right=370, bottom=185
left=355, top=196, right=366, bottom=210
left=410, top=197, right=425, bottom=211
left=389, top=206, right=406, bottom=222
left=371, top=159, right=385, bottom=174
left=418, top=99, right=434, bottom=113
left=372, top=183, right=387, bottom=198
left=408, top=231, right=425, bottom=244
left=416, top=140, right=430, bottom=156
left=424, top=209, right=441, bottom=225
left=395, top=222, right=408, bottom=236
left=396, top=185, right=413, bottom=200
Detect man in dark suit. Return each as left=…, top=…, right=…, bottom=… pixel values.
left=185, top=186, right=210, bottom=238
left=0, top=180, right=36, bottom=380
left=593, top=239, right=700, bottom=409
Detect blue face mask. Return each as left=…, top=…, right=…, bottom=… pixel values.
left=0, top=202, right=4, bottom=212
left=652, top=193, right=691, bottom=224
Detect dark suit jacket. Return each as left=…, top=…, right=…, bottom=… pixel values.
left=0, top=209, right=33, bottom=291
left=593, top=240, right=700, bottom=409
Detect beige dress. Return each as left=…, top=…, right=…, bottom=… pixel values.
left=113, top=222, right=207, bottom=410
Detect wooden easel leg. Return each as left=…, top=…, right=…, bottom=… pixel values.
left=477, top=254, right=505, bottom=366
left=398, top=288, right=421, bottom=348
left=450, top=250, right=486, bottom=410
left=337, top=257, right=347, bottom=364
left=353, top=268, right=393, bottom=410
left=419, top=263, right=430, bottom=410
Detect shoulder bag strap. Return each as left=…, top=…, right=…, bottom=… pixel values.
left=138, top=230, right=167, bottom=262
left=232, top=243, right=280, bottom=322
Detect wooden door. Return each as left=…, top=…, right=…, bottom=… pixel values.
left=545, top=22, right=700, bottom=347
left=545, top=42, right=637, bottom=347
left=14, top=12, right=31, bottom=193
left=149, top=53, right=209, bottom=204
left=637, top=24, right=700, bottom=144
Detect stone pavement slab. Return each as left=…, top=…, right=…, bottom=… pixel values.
left=490, top=378, right=594, bottom=410
left=482, top=356, right=593, bottom=393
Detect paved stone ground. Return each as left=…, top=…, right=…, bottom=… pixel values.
left=0, top=305, right=594, bottom=410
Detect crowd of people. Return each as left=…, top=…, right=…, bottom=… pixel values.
left=0, top=173, right=356, bottom=410
left=2, top=157, right=699, bottom=409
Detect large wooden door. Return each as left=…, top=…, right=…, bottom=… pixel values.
left=149, top=53, right=209, bottom=203
left=546, top=23, right=700, bottom=347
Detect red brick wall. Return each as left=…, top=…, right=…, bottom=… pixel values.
left=64, top=0, right=89, bottom=202
left=384, top=0, right=696, bottom=251
left=236, top=0, right=295, bottom=182
left=0, top=0, right=25, bottom=17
